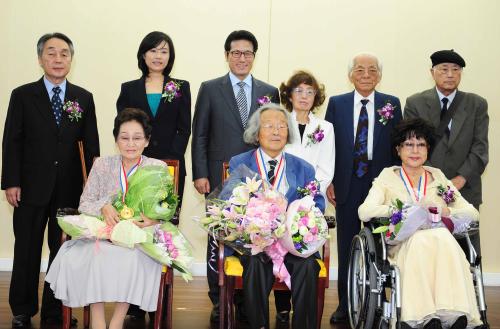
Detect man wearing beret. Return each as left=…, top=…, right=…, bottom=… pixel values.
left=405, top=50, right=489, bottom=210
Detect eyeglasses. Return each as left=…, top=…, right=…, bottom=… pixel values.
left=401, top=142, right=428, bottom=150
left=228, top=50, right=255, bottom=59
left=292, top=88, right=316, bottom=97
left=261, top=123, right=288, bottom=131
left=433, top=66, right=462, bottom=75
left=118, top=136, right=146, bottom=145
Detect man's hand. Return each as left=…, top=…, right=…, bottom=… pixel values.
left=101, top=204, right=120, bottom=227
left=134, top=213, right=159, bottom=228
left=5, top=187, right=21, bottom=207
left=194, top=178, right=210, bottom=194
left=451, top=175, right=466, bottom=190
left=326, top=183, right=336, bottom=207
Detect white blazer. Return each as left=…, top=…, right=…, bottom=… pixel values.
left=285, top=110, right=335, bottom=196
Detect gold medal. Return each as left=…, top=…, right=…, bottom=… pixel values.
left=120, top=205, right=134, bottom=219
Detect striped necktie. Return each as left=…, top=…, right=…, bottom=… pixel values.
left=267, top=160, right=278, bottom=184
left=236, top=81, right=248, bottom=127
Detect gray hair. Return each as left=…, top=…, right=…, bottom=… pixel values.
left=348, top=52, right=383, bottom=77
left=243, top=103, right=295, bottom=146
left=37, top=32, right=74, bottom=57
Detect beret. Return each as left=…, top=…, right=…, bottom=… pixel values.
left=431, top=49, right=466, bottom=67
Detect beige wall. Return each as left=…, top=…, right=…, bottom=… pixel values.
left=1, top=0, right=499, bottom=277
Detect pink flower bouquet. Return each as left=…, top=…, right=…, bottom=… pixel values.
left=198, top=165, right=287, bottom=255
left=279, top=195, right=329, bottom=257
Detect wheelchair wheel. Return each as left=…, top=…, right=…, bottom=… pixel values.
left=348, top=227, right=378, bottom=329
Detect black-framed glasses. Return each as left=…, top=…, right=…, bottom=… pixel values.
left=228, top=50, right=255, bottom=59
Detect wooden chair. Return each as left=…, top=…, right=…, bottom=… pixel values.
left=60, top=156, right=180, bottom=329
left=217, top=162, right=335, bottom=329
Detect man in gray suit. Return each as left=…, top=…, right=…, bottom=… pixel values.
left=405, top=49, right=489, bottom=209
left=191, top=30, right=280, bottom=323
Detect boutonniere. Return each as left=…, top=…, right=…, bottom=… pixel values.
left=437, top=184, right=456, bottom=204
left=306, top=125, right=324, bottom=147
left=297, top=180, right=320, bottom=197
left=377, top=102, right=397, bottom=125
left=257, top=95, right=272, bottom=106
left=63, top=100, right=83, bottom=122
left=162, top=80, right=182, bottom=103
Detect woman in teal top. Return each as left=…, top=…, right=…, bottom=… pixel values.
left=116, top=31, right=191, bottom=320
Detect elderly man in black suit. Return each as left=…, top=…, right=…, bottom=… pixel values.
left=1, top=32, right=100, bottom=328
left=191, top=30, right=288, bottom=323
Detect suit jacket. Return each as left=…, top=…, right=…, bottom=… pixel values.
left=228, top=149, right=325, bottom=212
left=325, top=90, right=402, bottom=205
left=116, top=76, right=191, bottom=177
left=2, top=77, right=100, bottom=207
left=404, top=88, right=489, bottom=205
left=284, top=111, right=335, bottom=196
left=192, top=73, right=279, bottom=189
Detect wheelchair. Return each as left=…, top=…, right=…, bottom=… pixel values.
left=347, top=220, right=489, bottom=329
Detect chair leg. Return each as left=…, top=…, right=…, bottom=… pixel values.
left=165, top=269, right=174, bottom=329
left=154, top=272, right=166, bottom=329
left=83, top=305, right=90, bottom=328
left=62, top=305, right=71, bottom=329
left=226, top=276, right=235, bottom=329
left=316, top=278, right=326, bottom=329
left=219, top=279, right=226, bottom=329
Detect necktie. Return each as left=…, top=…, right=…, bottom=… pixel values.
left=267, top=159, right=278, bottom=185
left=236, top=81, right=248, bottom=127
left=51, top=86, right=63, bottom=125
left=353, top=99, right=369, bottom=178
left=441, top=97, right=450, bottom=136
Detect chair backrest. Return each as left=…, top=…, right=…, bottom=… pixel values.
left=222, top=162, right=230, bottom=183
left=163, top=159, right=180, bottom=194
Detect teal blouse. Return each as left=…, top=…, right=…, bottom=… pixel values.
left=146, top=93, right=162, bottom=117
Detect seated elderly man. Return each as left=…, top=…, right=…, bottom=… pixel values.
left=228, top=103, right=325, bottom=329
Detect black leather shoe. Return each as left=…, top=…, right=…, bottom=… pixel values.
left=400, top=322, right=413, bottom=329
left=276, top=311, right=290, bottom=323
left=41, top=315, right=77, bottom=327
left=451, top=315, right=467, bottom=329
left=12, top=315, right=30, bottom=328
left=424, top=318, right=442, bottom=329
left=210, top=304, right=220, bottom=323
left=329, top=308, right=347, bottom=323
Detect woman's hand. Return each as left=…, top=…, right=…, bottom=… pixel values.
left=441, top=206, right=451, bottom=217
left=134, top=213, right=159, bottom=228
left=101, top=204, right=120, bottom=227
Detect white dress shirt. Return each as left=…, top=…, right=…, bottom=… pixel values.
left=353, top=90, right=375, bottom=160
left=259, top=148, right=288, bottom=196
left=229, top=72, right=252, bottom=113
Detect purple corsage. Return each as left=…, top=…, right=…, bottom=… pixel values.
left=162, top=80, right=182, bottom=103
left=297, top=180, right=320, bottom=197
left=257, top=95, right=272, bottom=106
left=63, top=101, right=83, bottom=122
left=306, top=125, right=324, bottom=147
left=377, top=102, right=397, bottom=125
left=437, top=184, right=456, bottom=204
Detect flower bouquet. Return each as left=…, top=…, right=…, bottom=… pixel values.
left=198, top=164, right=287, bottom=255
left=279, top=195, right=329, bottom=258
left=373, top=197, right=475, bottom=245
left=57, top=166, right=192, bottom=279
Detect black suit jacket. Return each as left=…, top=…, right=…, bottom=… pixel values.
left=2, top=77, right=100, bottom=207
left=191, top=73, right=279, bottom=189
left=116, top=76, right=191, bottom=177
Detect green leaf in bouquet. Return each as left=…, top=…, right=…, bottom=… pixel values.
left=57, top=217, right=85, bottom=238
left=372, top=226, right=389, bottom=234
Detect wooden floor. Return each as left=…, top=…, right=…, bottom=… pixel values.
left=0, top=272, right=498, bottom=329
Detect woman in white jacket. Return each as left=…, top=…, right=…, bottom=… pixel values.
left=280, top=70, right=335, bottom=197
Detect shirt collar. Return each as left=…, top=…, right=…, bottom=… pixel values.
left=43, top=76, right=67, bottom=95
left=435, top=87, right=457, bottom=104
left=354, top=89, right=375, bottom=105
left=259, top=147, right=283, bottom=164
left=229, top=71, right=253, bottom=87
